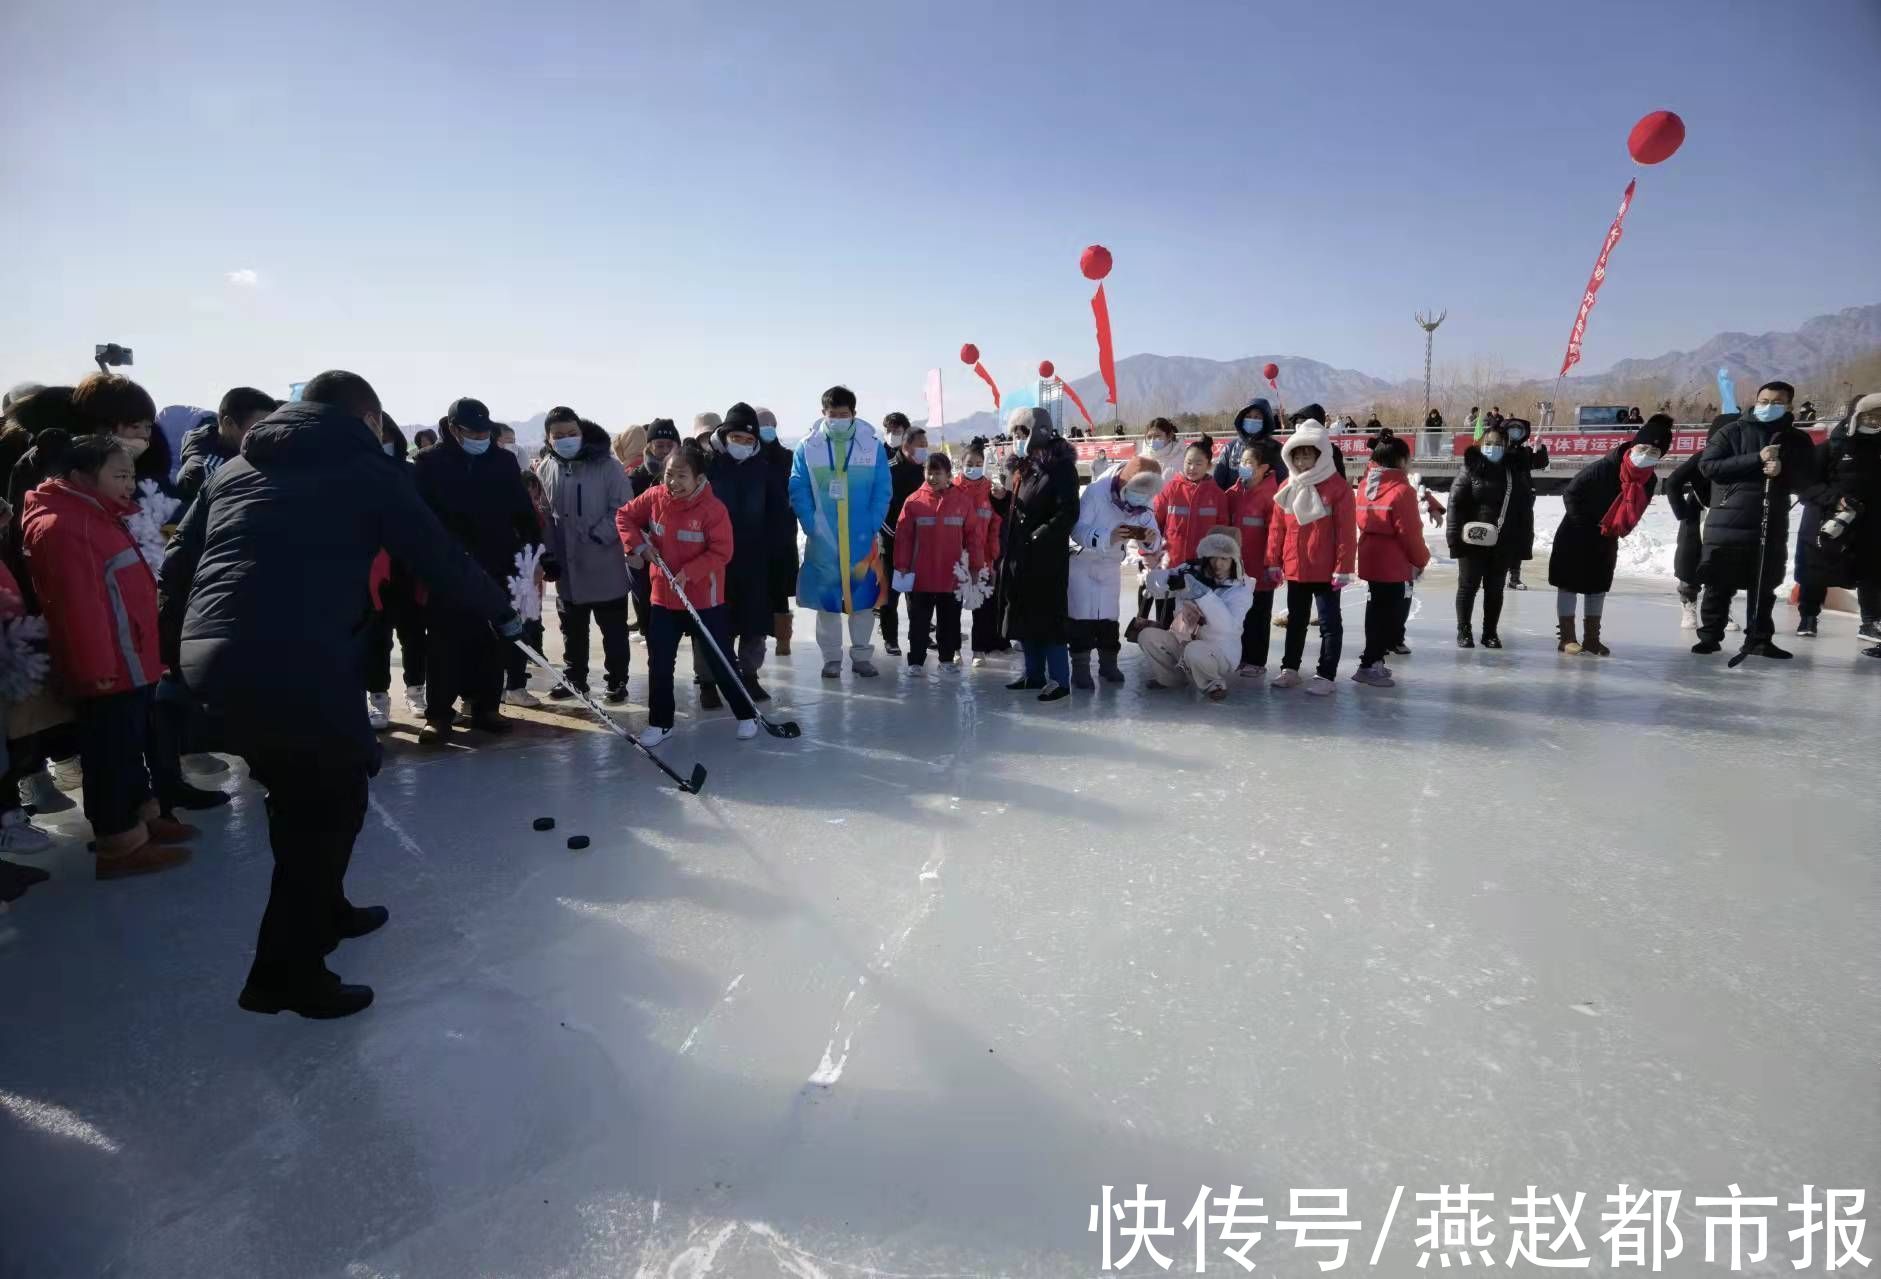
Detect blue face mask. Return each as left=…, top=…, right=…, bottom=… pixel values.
left=1752, top=403, right=1787, bottom=423
left=758, top=426, right=777, bottom=443
left=1237, top=464, right=1254, bottom=481
left=1481, top=445, right=1505, bottom=463
left=551, top=435, right=582, bottom=459
left=1013, top=437, right=1029, bottom=458
left=460, top=435, right=491, bottom=455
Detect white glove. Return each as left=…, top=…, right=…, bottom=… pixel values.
left=1333, top=573, right=1355, bottom=590
left=891, top=570, right=916, bottom=594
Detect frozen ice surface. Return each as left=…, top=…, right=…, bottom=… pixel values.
left=2, top=574, right=1877, bottom=1278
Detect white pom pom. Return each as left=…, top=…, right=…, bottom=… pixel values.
left=508, top=544, right=545, bottom=621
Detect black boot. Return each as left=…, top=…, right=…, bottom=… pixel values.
left=1456, top=624, right=1475, bottom=649
left=239, top=969, right=375, bottom=1019
left=743, top=673, right=772, bottom=703
left=1005, top=675, right=1046, bottom=691
left=1744, top=639, right=1794, bottom=660
left=1070, top=653, right=1095, bottom=690
left=169, top=782, right=232, bottom=811
left=1097, top=649, right=1125, bottom=683
left=1582, top=616, right=1610, bottom=656
left=1796, top=614, right=1819, bottom=638
left=1482, top=631, right=1503, bottom=649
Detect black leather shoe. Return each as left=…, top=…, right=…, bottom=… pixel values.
left=239, top=973, right=374, bottom=1019
left=169, top=783, right=231, bottom=811
left=1691, top=639, right=1722, bottom=654
left=337, top=904, right=389, bottom=940
left=1005, top=676, right=1046, bottom=691
left=470, top=713, right=511, bottom=734
left=1744, top=640, right=1793, bottom=660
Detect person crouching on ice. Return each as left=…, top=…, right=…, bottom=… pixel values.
left=1150, top=436, right=1229, bottom=629
left=615, top=441, right=758, bottom=744
left=1070, top=455, right=1163, bottom=688
left=1267, top=422, right=1356, bottom=695
left=891, top=452, right=985, bottom=671
left=1352, top=429, right=1429, bottom=687
left=1135, top=528, right=1252, bottom=701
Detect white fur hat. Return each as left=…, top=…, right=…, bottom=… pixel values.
left=1195, top=526, right=1244, bottom=576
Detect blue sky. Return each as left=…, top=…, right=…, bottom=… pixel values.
left=4, top=0, right=1878, bottom=434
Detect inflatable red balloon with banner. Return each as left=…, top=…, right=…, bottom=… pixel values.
left=1038, top=360, right=1054, bottom=378
left=1262, top=362, right=1279, bottom=390
left=1080, top=245, right=1118, bottom=411
left=1038, top=358, right=1093, bottom=429
left=1627, top=111, right=1685, bottom=165
left=960, top=342, right=999, bottom=410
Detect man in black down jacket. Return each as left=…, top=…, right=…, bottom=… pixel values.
left=701, top=402, right=786, bottom=706
left=1693, top=380, right=1817, bottom=657
left=159, top=371, right=518, bottom=1019
left=175, top=386, right=279, bottom=505
left=875, top=412, right=926, bottom=655
left=756, top=407, right=800, bottom=656
left=1798, top=393, right=1881, bottom=648
left=1664, top=415, right=1735, bottom=628
left=412, top=397, right=540, bottom=738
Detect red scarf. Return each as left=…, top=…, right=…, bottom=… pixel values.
left=1598, top=453, right=1654, bottom=538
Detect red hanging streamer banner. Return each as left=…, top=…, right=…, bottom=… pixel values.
left=972, top=361, right=1001, bottom=410
left=1558, top=179, right=1636, bottom=379
left=1091, top=283, right=1117, bottom=406
left=1055, top=378, right=1094, bottom=427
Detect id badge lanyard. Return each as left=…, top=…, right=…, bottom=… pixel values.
left=828, top=432, right=855, bottom=613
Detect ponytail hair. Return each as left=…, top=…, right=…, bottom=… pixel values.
left=1370, top=427, right=1409, bottom=468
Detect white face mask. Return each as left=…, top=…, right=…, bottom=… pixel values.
left=1752, top=402, right=1787, bottom=423
left=965, top=466, right=984, bottom=480
left=1630, top=446, right=1662, bottom=468
left=727, top=441, right=758, bottom=462
left=551, top=435, right=583, bottom=459
left=1142, top=438, right=1175, bottom=457
left=911, top=447, right=929, bottom=463
left=116, top=435, right=151, bottom=459
left=886, top=432, right=905, bottom=448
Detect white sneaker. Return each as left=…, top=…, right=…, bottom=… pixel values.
left=1726, top=614, right=1742, bottom=633
left=1270, top=669, right=1303, bottom=689
left=939, top=659, right=960, bottom=675
left=639, top=726, right=669, bottom=748
left=1679, top=601, right=1699, bottom=630
left=49, top=756, right=82, bottom=791
left=1305, top=676, right=1336, bottom=696
left=971, top=655, right=986, bottom=668
left=406, top=684, right=429, bottom=716
left=367, top=692, right=391, bottom=731
left=1236, top=663, right=1267, bottom=679
left=503, top=688, right=542, bottom=708
left=0, top=811, right=53, bottom=854
left=735, top=720, right=758, bottom=741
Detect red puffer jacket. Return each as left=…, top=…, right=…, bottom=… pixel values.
left=1356, top=464, right=1431, bottom=583
left=615, top=481, right=733, bottom=609
left=1152, top=474, right=1233, bottom=566
left=894, top=482, right=986, bottom=593
left=951, top=474, right=1002, bottom=564
left=1266, top=475, right=1357, bottom=582
left=1226, top=474, right=1278, bottom=581
left=19, top=479, right=160, bottom=696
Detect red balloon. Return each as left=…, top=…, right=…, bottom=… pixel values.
left=960, top=343, right=980, bottom=365
left=1627, top=110, right=1685, bottom=166
left=1079, top=244, right=1113, bottom=281
left=1038, top=360, right=1055, bottom=378
left=1262, top=362, right=1279, bottom=381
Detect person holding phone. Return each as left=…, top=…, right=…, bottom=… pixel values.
left=1069, top=455, right=1164, bottom=688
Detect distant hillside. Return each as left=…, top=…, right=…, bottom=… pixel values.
left=1578, top=303, right=1881, bottom=401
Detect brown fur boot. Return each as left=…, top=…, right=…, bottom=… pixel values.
left=1557, top=616, right=1583, bottom=655
left=773, top=611, right=793, bottom=656
left=95, top=824, right=191, bottom=881
left=1582, top=616, right=1611, bottom=657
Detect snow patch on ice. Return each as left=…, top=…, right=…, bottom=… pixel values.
left=0, top=1089, right=120, bottom=1154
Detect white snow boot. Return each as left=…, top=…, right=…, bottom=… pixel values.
left=1679, top=600, right=1698, bottom=630
left=367, top=692, right=391, bottom=731
left=1305, top=676, right=1336, bottom=696
left=49, top=757, right=83, bottom=791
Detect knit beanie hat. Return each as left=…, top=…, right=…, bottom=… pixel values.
left=1633, top=414, right=1675, bottom=453
left=721, top=402, right=760, bottom=435
left=646, top=418, right=680, bottom=445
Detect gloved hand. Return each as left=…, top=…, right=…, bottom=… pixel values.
left=623, top=550, right=646, bottom=571
left=891, top=570, right=916, bottom=594
left=1333, top=573, right=1355, bottom=590
left=541, top=555, right=562, bottom=583
left=492, top=610, right=525, bottom=640
left=1266, top=566, right=1285, bottom=587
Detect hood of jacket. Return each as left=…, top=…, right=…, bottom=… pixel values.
left=241, top=401, right=383, bottom=471
left=1235, top=398, right=1277, bottom=438
left=1461, top=444, right=1507, bottom=476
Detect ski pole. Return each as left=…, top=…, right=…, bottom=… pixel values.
left=1728, top=474, right=1776, bottom=670
left=643, top=545, right=802, bottom=739
left=511, top=639, right=707, bottom=793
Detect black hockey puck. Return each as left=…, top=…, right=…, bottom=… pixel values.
left=567, top=835, right=590, bottom=850
left=533, top=817, right=555, bottom=832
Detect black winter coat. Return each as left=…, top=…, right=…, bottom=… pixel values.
left=878, top=453, right=926, bottom=567
left=1547, top=446, right=1656, bottom=595
left=1664, top=416, right=1732, bottom=584
left=1799, top=426, right=1881, bottom=588
left=412, top=432, right=539, bottom=583
left=1697, top=413, right=1816, bottom=588
left=1503, top=442, right=1550, bottom=561
left=1000, top=439, right=1080, bottom=645
left=175, top=422, right=241, bottom=504
left=160, top=402, right=509, bottom=764
left=762, top=440, right=800, bottom=604
left=1444, top=446, right=1517, bottom=568
left=706, top=449, right=784, bottom=638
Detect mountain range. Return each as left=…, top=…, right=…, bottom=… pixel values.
left=508, top=302, right=1880, bottom=446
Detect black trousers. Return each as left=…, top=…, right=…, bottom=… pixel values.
left=1799, top=577, right=1880, bottom=621
left=426, top=607, right=504, bottom=723
left=646, top=604, right=753, bottom=729
left=1698, top=544, right=1785, bottom=643
left=1067, top=617, right=1122, bottom=656
left=908, top=591, right=963, bottom=663
left=1281, top=581, right=1343, bottom=679
left=1239, top=588, right=1275, bottom=667
left=504, top=620, right=544, bottom=691
left=877, top=585, right=905, bottom=648
left=1361, top=581, right=1408, bottom=667
left=365, top=587, right=427, bottom=694
left=244, top=744, right=370, bottom=986
left=558, top=594, right=632, bottom=690
left=76, top=687, right=155, bottom=840
left=1455, top=555, right=1505, bottom=634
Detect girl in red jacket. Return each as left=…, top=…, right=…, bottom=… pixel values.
left=953, top=439, right=1004, bottom=663
left=1150, top=437, right=1230, bottom=626
left=893, top=453, right=986, bottom=669
left=1226, top=436, right=1282, bottom=678
left=1265, top=422, right=1357, bottom=695
left=19, top=436, right=192, bottom=877
left=615, top=440, right=756, bottom=744
left=1352, top=431, right=1431, bottom=687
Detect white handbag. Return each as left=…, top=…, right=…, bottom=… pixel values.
left=1461, top=477, right=1511, bottom=548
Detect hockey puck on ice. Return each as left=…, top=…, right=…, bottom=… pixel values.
left=533, top=817, right=556, bottom=832
left=567, top=835, right=590, bottom=850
